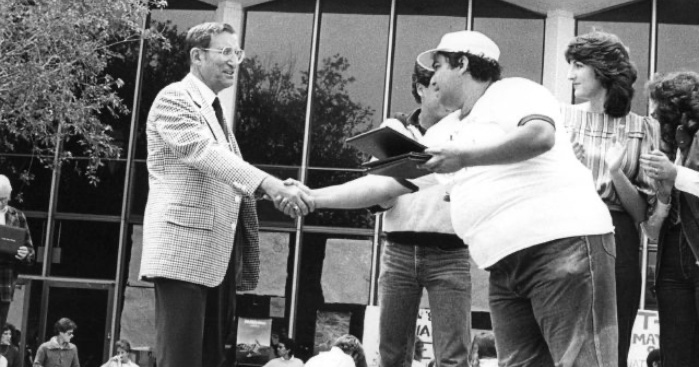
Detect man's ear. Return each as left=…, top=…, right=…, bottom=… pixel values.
left=190, top=48, right=203, bottom=65
left=458, top=55, right=470, bottom=75
left=416, top=84, right=426, bottom=100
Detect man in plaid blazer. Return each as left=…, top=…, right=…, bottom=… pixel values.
left=140, top=22, right=313, bottom=367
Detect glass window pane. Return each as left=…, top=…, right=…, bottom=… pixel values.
left=576, top=0, right=652, bottom=114
left=293, top=232, right=371, bottom=360
left=473, top=0, right=545, bottom=83
left=130, top=161, right=148, bottom=218
left=308, top=0, right=391, bottom=169
left=22, top=217, right=46, bottom=276
left=0, top=155, right=53, bottom=212
left=390, top=0, right=468, bottom=116
left=56, top=159, right=126, bottom=216
left=657, top=0, right=699, bottom=74
left=236, top=0, right=315, bottom=166
left=46, top=286, right=109, bottom=365
left=304, top=169, right=375, bottom=229
left=136, top=9, right=217, bottom=160
left=50, top=220, right=119, bottom=280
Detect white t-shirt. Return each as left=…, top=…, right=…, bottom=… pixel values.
left=379, top=117, right=455, bottom=235
left=428, top=78, right=613, bottom=268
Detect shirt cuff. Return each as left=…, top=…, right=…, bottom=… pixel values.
left=675, top=165, right=699, bottom=195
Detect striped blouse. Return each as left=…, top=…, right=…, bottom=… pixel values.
left=561, top=104, right=660, bottom=213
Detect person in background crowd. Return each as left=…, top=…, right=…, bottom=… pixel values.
left=646, top=348, right=661, bottom=367
left=304, top=334, right=361, bottom=367
left=0, top=175, right=34, bottom=330
left=33, top=318, right=79, bottom=367
left=262, top=337, right=303, bottom=367
left=100, top=339, right=138, bottom=367
left=0, top=324, right=19, bottom=367
left=639, top=71, right=699, bottom=367
left=562, top=31, right=659, bottom=367
left=469, top=332, right=497, bottom=367
left=308, top=62, right=471, bottom=367
left=416, top=30, right=617, bottom=366
left=139, top=21, right=313, bottom=367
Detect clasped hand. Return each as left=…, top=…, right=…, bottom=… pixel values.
left=261, top=177, right=315, bottom=218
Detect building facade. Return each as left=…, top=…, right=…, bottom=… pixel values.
left=1, top=0, right=697, bottom=365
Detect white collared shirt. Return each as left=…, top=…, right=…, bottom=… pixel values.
left=188, top=72, right=217, bottom=107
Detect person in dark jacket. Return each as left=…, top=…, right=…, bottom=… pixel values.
left=640, top=71, right=699, bottom=367
left=0, top=323, right=19, bottom=367
left=33, top=318, right=79, bottom=367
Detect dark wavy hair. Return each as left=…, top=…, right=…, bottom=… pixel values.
left=647, top=71, right=699, bottom=156
left=435, top=51, right=502, bottom=83
left=565, top=31, right=637, bottom=118
left=412, top=62, right=435, bottom=104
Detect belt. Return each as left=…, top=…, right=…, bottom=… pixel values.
left=385, top=232, right=465, bottom=250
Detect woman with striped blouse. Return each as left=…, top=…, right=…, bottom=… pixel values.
left=562, top=31, right=659, bottom=367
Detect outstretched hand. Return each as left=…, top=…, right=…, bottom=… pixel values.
left=260, top=177, right=315, bottom=218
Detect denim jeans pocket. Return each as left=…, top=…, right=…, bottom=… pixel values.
left=589, top=234, right=616, bottom=259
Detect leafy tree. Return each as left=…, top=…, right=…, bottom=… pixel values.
left=0, top=0, right=166, bottom=185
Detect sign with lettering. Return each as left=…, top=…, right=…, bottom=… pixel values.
left=416, top=309, right=434, bottom=362
left=627, top=310, right=659, bottom=367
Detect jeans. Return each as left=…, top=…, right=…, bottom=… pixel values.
left=488, top=234, right=618, bottom=367
left=656, top=224, right=699, bottom=367
left=378, top=240, right=471, bottom=367
left=611, top=211, right=641, bottom=367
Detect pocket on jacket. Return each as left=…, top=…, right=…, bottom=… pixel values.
left=164, top=203, right=214, bottom=230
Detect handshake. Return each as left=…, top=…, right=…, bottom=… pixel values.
left=258, top=176, right=316, bottom=218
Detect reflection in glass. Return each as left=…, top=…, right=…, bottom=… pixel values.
left=130, top=161, right=148, bottom=218
left=22, top=217, right=46, bottom=276
left=293, top=232, right=371, bottom=360
left=50, top=220, right=119, bottom=280
left=305, top=169, right=375, bottom=229
left=390, top=0, right=468, bottom=116
left=0, top=155, right=53, bottom=212
left=657, top=0, right=699, bottom=74
left=46, top=287, right=108, bottom=366
left=309, top=0, right=391, bottom=169
left=473, top=0, right=545, bottom=83
left=237, top=0, right=315, bottom=166
left=57, top=159, right=126, bottom=216
left=576, top=0, right=652, bottom=114
left=135, top=12, right=215, bottom=159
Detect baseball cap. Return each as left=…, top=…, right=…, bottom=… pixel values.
left=417, top=31, right=500, bottom=71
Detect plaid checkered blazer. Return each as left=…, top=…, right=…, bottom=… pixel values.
left=140, top=74, right=268, bottom=290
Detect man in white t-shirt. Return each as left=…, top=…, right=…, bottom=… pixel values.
left=308, top=63, right=471, bottom=367
left=415, top=31, right=617, bottom=367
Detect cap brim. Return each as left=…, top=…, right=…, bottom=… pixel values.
left=416, top=49, right=438, bottom=71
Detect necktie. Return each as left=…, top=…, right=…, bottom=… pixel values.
left=212, top=97, right=229, bottom=142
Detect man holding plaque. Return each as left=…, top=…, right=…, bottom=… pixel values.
left=0, top=175, right=34, bottom=329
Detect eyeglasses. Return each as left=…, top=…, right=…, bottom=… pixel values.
left=201, top=47, right=245, bottom=63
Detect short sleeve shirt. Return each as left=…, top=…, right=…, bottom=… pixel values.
left=434, top=78, right=613, bottom=268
